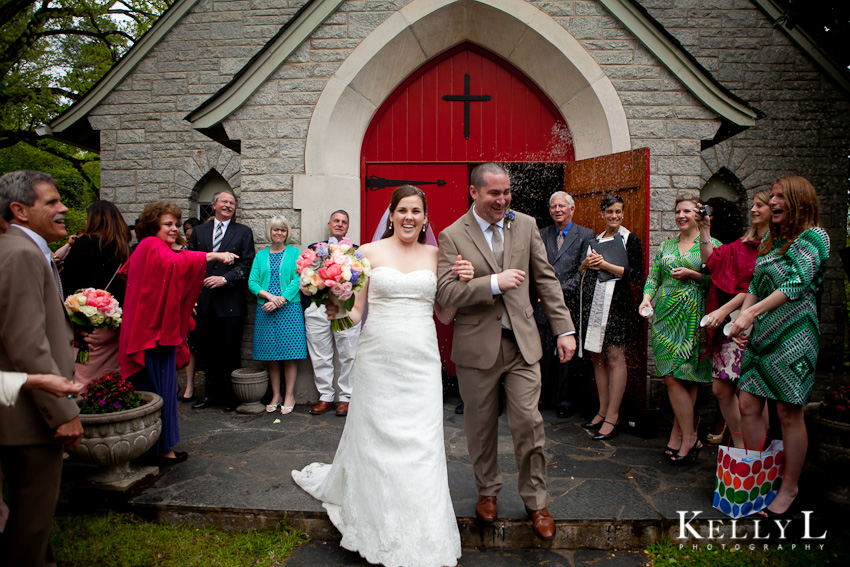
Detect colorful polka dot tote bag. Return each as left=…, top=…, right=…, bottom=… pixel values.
left=713, top=434, right=784, bottom=519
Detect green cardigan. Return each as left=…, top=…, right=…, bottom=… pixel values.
left=248, top=245, right=301, bottom=304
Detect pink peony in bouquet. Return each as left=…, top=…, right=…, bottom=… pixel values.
left=64, top=288, right=123, bottom=363
left=296, top=237, right=371, bottom=332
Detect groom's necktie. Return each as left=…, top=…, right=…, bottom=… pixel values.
left=212, top=222, right=224, bottom=252
left=489, top=223, right=504, bottom=268
left=489, top=223, right=511, bottom=330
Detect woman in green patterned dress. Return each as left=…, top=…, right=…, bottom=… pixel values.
left=639, top=194, right=720, bottom=465
left=728, top=177, right=829, bottom=517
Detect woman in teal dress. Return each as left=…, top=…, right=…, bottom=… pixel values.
left=249, top=215, right=307, bottom=415
left=639, top=194, right=720, bottom=465
left=728, top=176, right=829, bottom=518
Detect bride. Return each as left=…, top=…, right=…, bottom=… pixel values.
left=292, top=185, right=471, bottom=567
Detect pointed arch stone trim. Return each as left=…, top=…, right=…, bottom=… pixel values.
left=295, top=0, right=632, bottom=244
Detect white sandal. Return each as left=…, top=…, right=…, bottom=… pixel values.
left=265, top=402, right=281, bottom=413
left=280, top=405, right=295, bottom=415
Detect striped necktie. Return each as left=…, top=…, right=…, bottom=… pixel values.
left=556, top=231, right=564, bottom=251
left=51, top=259, right=64, bottom=301
left=212, top=222, right=224, bottom=252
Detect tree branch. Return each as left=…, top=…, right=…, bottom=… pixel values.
left=27, top=139, right=100, bottom=194
left=38, top=27, right=135, bottom=44
left=0, top=0, right=37, bottom=29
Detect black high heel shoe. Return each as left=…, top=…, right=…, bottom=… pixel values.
left=592, top=420, right=619, bottom=441
left=581, top=413, right=605, bottom=430
left=670, top=440, right=701, bottom=466
left=759, top=498, right=798, bottom=520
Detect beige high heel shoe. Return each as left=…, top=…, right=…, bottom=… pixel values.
left=706, top=423, right=728, bottom=444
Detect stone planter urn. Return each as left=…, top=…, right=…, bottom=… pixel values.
left=67, top=391, right=163, bottom=490
left=231, top=367, right=268, bottom=414
left=807, top=404, right=850, bottom=508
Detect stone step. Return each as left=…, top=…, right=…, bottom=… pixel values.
left=127, top=504, right=670, bottom=550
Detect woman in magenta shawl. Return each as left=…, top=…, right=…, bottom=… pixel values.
left=118, top=202, right=238, bottom=463
left=696, top=191, right=770, bottom=448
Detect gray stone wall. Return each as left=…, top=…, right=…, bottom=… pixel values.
left=90, top=0, right=849, bottom=403
left=91, top=0, right=310, bottom=239
left=90, top=0, right=311, bottom=372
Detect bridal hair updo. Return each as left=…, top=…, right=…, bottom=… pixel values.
left=381, top=185, right=429, bottom=244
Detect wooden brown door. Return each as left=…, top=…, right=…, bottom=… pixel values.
left=564, top=148, right=650, bottom=414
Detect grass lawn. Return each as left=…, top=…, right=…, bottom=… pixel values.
left=51, top=510, right=307, bottom=567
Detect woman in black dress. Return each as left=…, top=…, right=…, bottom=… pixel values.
left=578, top=194, right=643, bottom=440
left=56, top=200, right=130, bottom=389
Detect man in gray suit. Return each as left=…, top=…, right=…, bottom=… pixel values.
left=0, top=170, right=83, bottom=566
left=534, top=191, right=595, bottom=418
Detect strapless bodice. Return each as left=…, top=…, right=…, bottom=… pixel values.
left=366, top=267, right=436, bottom=318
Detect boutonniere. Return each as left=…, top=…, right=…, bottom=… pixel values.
left=504, top=209, right=515, bottom=229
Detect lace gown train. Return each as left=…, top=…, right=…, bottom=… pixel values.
left=292, top=267, right=461, bottom=567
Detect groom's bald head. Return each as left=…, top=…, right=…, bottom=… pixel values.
left=470, top=163, right=509, bottom=191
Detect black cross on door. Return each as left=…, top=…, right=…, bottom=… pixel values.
left=442, top=73, right=491, bottom=140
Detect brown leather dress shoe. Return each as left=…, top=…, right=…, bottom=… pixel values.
left=476, top=495, right=498, bottom=523
left=526, top=506, right=555, bottom=540
left=310, top=401, right=334, bottom=415
left=335, top=402, right=349, bottom=416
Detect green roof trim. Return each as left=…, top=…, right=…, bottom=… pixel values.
left=186, top=0, right=344, bottom=131
left=38, top=0, right=202, bottom=152
left=600, top=0, right=758, bottom=127
left=752, top=0, right=850, bottom=94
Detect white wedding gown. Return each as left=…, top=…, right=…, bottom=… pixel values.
left=292, top=267, right=462, bottom=567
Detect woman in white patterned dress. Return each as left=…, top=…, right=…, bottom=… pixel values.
left=292, top=186, right=472, bottom=567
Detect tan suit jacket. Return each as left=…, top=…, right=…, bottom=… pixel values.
left=436, top=208, right=574, bottom=369
left=0, top=228, right=78, bottom=445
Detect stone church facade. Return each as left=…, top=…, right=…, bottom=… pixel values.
left=44, top=0, right=850, bottom=405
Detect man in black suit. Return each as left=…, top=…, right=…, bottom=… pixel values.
left=189, top=190, right=255, bottom=411
left=534, top=191, right=595, bottom=418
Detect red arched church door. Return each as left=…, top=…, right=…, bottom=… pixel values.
left=361, top=44, right=574, bottom=377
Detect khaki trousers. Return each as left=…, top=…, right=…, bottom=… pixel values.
left=456, top=333, right=549, bottom=510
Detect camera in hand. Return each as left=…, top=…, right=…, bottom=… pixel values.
left=697, top=204, right=713, bottom=217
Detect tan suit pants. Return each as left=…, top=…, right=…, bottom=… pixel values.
left=456, top=332, right=548, bottom=510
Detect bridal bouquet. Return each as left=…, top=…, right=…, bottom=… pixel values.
left=64, top=288, right=123, bottom=363
left=297, top=237, right=371, bottom=332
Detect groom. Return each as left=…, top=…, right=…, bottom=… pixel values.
left=437, top=163, right=576, bottom=541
